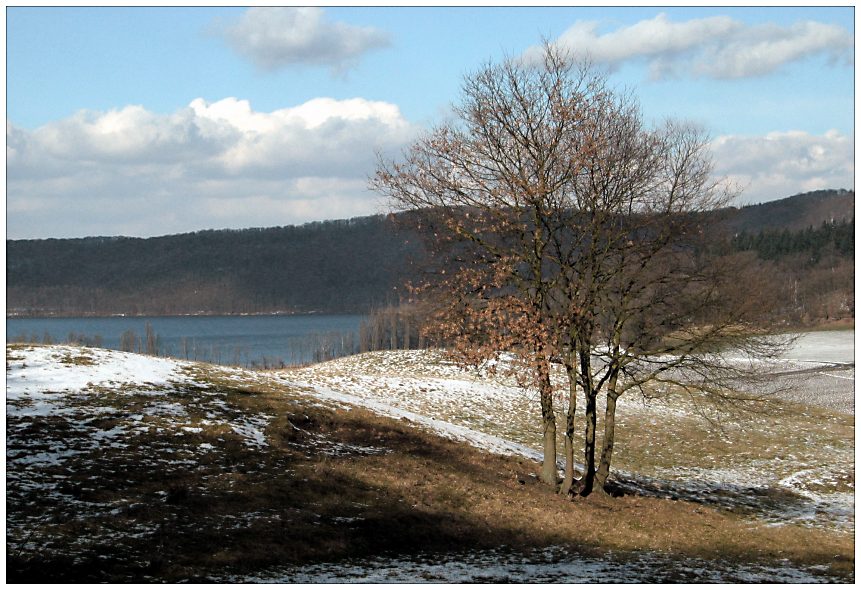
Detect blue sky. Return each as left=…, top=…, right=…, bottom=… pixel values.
left=5, top=5, right=855, bottom=238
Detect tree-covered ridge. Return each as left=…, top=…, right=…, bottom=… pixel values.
left=7, top=215, right=425, bottom=316
left=5, top=189, right=854, bottom=319
left=725, top=188, right=854, bottom=233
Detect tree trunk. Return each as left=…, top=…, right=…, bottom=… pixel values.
left=580, top=389, right=597, bottom=496
left=595, top=389, right=619, bottom=491
left=596, top=336, right=622, bottom=492
left=537, top=359, right=558, bottom=486
left=578, top=346, right=596, bottom=496
left=559, top=358, right=578, bottom=496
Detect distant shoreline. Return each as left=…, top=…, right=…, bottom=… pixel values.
left=792, top=318, right=854, bottom=332
left=7, top=313, right=851, bottom=332
left=5, top=310, right=366, bottom=320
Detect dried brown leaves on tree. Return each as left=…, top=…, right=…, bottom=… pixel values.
left=372, top=43, right=792, bottom=496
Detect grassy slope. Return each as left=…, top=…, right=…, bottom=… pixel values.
left=5, top=345, right=854, bottom=582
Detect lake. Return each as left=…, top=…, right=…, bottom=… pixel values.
left=6, top=314, right=366, bottom=367
left=6, top=316, right=853, bottom=370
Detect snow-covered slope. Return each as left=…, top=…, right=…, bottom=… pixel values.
left=284, top=347, right=854, bottom=534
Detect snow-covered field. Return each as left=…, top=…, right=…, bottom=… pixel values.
left=5, top=345, right=281, bottom=455
left=5, top=331, right=854, bottom=582
left=784, top=330, right=855, bottom=363
left=6, top=345, right=301, bottom=558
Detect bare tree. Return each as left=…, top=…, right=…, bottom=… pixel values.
left=544, top=109, right=794, bottom=495
left=372, top=45, right=608, bottom=484
left=373, top=43, right=791, bottom=495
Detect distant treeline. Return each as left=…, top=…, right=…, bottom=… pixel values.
left=730, top=219, right=853, bottom=262
left=725, top=218, right=854, bottom=324
left=6, top=189, right=854, bottom=325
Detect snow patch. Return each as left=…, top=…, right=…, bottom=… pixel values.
left=225, top=546, right=843, bottom=583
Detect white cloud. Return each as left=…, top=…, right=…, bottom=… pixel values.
left=220, top=7, right=390, bottom=72
left=7, top=97, right=853, bottom=238
left=6, top=97, right=418, bottom=238
left=711, top=129, right=854, bottom=204
left=530, top=13, right=853, bottom=79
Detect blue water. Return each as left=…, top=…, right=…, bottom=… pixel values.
left=6, top=314, right=365, bottom=367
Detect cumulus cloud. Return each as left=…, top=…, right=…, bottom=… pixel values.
left=527, top=13, right=853, bottom=79
left=6, top=97, right=418, bottom=238
left=711, top=129, right=854, bottom=204
left=7, top=98, right=853, bottom=238
left=220, top=7, right=390, bottom=72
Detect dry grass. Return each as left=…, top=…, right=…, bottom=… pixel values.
left=324, top=411, right=853, bottom=574
left=798, top=318, right=855, bottom=332
left=58, top=352, right=97, bottom=366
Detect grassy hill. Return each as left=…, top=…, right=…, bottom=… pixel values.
left=6, top=344, right=854, bottom=582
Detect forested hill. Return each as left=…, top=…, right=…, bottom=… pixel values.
left=7, top=215, right=425, bottom=316
left=6, top=189, right=855, bottom=317
left=724, top=188, right=854, bottom=233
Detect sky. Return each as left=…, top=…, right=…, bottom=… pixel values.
left=5, top=5, right=855, bottom=239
